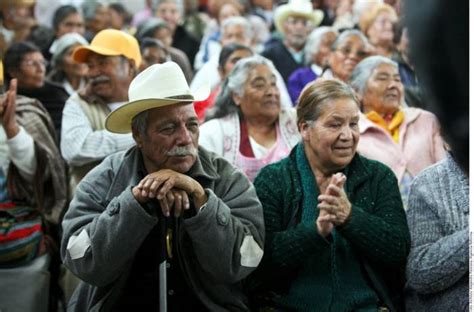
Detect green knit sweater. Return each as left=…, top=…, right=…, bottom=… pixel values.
left=250, top=143, right=410, bottom=311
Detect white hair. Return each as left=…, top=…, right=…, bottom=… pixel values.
left=350, top=55, right=398, bottom=95
left=220, top=16, right=254, bottom=42
left=304, top=26, right=338, bottom=65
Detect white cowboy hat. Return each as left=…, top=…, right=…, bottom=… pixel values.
left=274, top=0, right=324, bottom=34
left=105, top=62, right=210, bottom=133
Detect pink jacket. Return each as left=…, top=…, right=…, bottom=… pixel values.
left=357, top=107, right=446, bottom=182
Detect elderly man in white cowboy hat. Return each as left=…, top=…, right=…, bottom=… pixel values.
left=262, top=0, right=324, bottom=84
left=60, top=62, right=265, bottom=311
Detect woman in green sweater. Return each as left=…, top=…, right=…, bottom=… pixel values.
left=250, top=79, right=410, bottom=311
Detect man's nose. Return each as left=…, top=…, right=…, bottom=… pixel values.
left=176, top=126, right=193, bottom=145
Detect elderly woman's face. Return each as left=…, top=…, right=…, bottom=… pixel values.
left=232, top=64, right=280, bottom=121
left=12, top=52, right=46, bottom=89
left=313, top=31, right=337, bottom=67
left=61, top=45, right=88, bottom=78
left=367, top=11, right=396, bottom=45
left=329, top=34, right=368, bottom=81
left=362, top=63, right=403, bottom=115
left=301, top=97, right=360, bottom=172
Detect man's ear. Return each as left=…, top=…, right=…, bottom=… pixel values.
left=128, top=59, right=138, bottom=77
left=132, top=128, right=144, bottom=148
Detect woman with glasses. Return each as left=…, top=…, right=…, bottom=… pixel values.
left=199, top=55, right=300, bottom=181
left=4, top=41, right=69, bottom=137
left=322, top=29, right=371, bottom=82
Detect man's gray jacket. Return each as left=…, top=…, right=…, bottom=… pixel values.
left=61, top=146, right=265, bottom=311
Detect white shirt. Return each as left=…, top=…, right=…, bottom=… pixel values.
left=60, top=95, right=134, bottom=167
left=0, top=126, right=37, bottom=181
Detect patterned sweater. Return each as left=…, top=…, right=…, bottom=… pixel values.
left=250, top=144, right=410, bottom=311
left=405, top=154, right=469, bottom=311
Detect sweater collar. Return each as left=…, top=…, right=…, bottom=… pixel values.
left=291, top=143, right=371, bottom=196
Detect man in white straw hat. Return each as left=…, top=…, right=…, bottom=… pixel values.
left=61, top=62, right=265, bottom=311
left=262, top=0, right=324, bottom=84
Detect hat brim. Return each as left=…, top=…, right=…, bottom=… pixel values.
left=73, top=45, right=123, bottom=63
left=105, top=84, right=210, bottom=134
left=275, top=10, right=324, bottom=33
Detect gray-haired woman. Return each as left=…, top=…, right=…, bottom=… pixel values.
left=321, top=29, right=371, bottom=82
left=199, top=55, right=300, bottom=181
left=350, top=55, right=446, bottom=207
left=287, top=26, right=338, bottom=104
left=47, top=33, right=89, bottom=95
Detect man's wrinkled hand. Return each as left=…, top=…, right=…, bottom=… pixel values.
left=133, top=169, right=207, bottom=215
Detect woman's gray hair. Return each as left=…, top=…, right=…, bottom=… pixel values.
left=331, top=29, right=370, bottom=51
left=304, top=26, right=338, bottom=65
left=207, top=55, right=277, bottom=120
left=349, top=55, right=398, bottom=94
left=220, top=16, right=254, bottom=41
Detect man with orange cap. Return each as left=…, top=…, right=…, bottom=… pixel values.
left=60, top=29, right=141, bottom=197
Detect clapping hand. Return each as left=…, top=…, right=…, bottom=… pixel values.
left=316, top=173, right=351, bottom=237
left=0, top=79, right=20, bottom=138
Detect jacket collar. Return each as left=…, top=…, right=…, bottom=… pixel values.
left=359, top=107, right=421, bottom=134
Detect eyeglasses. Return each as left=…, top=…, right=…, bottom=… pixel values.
left=335, top=46, right=368, bottom=59
left=21, top=59, right=48, bottom=68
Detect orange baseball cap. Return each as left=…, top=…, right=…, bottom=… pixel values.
left=73, top=29, right=142, bottom=67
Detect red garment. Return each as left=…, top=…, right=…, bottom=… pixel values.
left=194, top=85, right=220, bottom=123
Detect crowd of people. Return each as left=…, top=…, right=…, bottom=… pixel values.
left=0, top=0, right=468, bottom=311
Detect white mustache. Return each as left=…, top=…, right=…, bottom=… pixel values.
left=166, top=145, right=197, bottom=157
left=90, top=75, right=109, bottom=85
